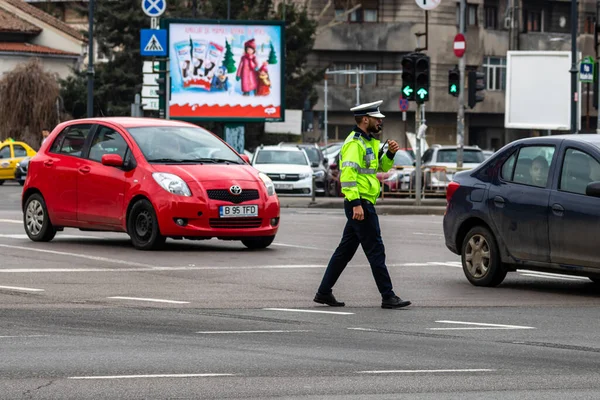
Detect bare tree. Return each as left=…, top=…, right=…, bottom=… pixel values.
left=296, top=0, right=362, bottom=34
left=0, top=58, right=61, bottom=147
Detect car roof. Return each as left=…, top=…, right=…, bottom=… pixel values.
left=62, top=117, right=197, bottom=129
left=258, top=146, right=304, bottom=151
left=512, top=134, right=600, bottom=147
left=431, top=144, right=482, bottom=150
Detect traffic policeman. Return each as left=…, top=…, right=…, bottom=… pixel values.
left=314, top=100, right=412, bottom=309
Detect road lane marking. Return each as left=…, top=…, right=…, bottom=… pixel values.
left=413, top=232, right=445, bottom=237
left=0, top=244, right=156, bottom=268
left=0, top=335, right=48, bottom=338
left=272, top=243, right=324, bottom=250
left=0, top=285, right=44, bottom=292
left=428, top=262, right=462, bottom=268
left=196, top=330, right=311, bottom=334
left=108, top=296, right=190, bottom=304
left=68, top=373, right=234, bottom=380
left=520, top=272, right=589, bottom=281
left=0, top=234, right=102, bottom=240
left=263, top=308, right=354, bottom=315
left=357, top=369, right=495, bottom=374
left=429, top=320, right=535, bottom=330
left=0, top=219, right=21, bottom=224
left=347, top=327, right=380, bottom=332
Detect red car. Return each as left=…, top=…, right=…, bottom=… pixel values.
left=22, top=118, right=280, bottom=250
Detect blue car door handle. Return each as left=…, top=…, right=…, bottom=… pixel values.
left=552, top=203, right=564, bottom=216
left=493, top=196, right=505, bottom=207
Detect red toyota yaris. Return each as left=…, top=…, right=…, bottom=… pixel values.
left=21, top=118, right=280, bottom=250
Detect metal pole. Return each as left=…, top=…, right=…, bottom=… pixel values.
left=86, top=0, right=95, bottom=117
left=193, top=0, right=197, bottom=18
left=227, top=0, right=230, bottom=19
left=587, top=82, right=591, bottom=131
left=166, top=58, right=170, bottom=120
left=456, top=0, right=466, bottom=168
left=571, top=0, right=579, bottom=134
left=324, top=74, right=328, bottom=150
left=415, top=104, right=422, bottom=206
left=355, top=69, right=360, bottom=106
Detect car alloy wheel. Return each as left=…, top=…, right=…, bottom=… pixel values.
left=461, top=226, right=506, bottom=287
left=464, top=234, right=490, bottom=279
left=23, top=193, right=56, bottom=242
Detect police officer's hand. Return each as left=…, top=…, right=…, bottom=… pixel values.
left=388, top=140, right=400, bottom=154
left=352, top=205, right=364, bottom=221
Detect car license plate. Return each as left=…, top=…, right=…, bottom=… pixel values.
left=275, top=183, right=293, bottom=190
left=219, top=205, right=258, bottom=218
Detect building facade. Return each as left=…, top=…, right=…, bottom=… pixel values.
left=305, top=0, right=598, bottom=151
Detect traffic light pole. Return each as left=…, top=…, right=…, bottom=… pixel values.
left=456, top=0, right=466, bottom=169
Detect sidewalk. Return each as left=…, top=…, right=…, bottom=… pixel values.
left=277, top=196, right=447, bottom=215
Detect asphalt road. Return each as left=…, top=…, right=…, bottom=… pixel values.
left=2, top=183, right=600, bottom=399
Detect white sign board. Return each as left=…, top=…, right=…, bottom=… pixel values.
left=264, top=109, right=302, bottom=135
left=415, top=0, right=441, bottom=10
left=142, top=98, right=159, bottom=111
left=505, top=51, right=581, bottom=131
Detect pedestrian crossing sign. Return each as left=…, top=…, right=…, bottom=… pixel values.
left=140, top=29, right=167, bottom=57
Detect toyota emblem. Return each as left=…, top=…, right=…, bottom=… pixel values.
left=229, top=185, right=242, bottom=195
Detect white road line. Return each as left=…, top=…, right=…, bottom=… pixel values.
left=0, top=335, right=48, bottom=338
left=108, top=296, right=190, bottom=304
left=196, top=330, right=311, bottom=334
left=428, top=262, right=462, bottom=268
left=430, top=320, right=535, bottom=330
left=520, top=272, right=589, bottom=281
left=263, top=308, right=354, bottom=315
left=0, top=234, right=102, bottom=240
left=347, top=327, right=380, bottom=332
left=413, top=232, right=445, bottom=237
left=68, top=373, right=234, bottom=380
left=0, top=219, right=21, bottom=224
left=0, top=285, right=44, bottom=292
left=357, top=369, right=495, bottom=374
left=272, top=243, right=324, bottom=250
left=0, top=244, right=156, bottom=268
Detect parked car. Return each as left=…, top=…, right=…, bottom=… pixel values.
left=443, top=134, right=600, bottom=287
left=277, top=143, right=332, bottom=196
left=22, top=117, right=280, bottom=250
left=14, top=156, right=31, bottom=186
left=377, top=149, right=415, bottom=193
left=0, top=138, right=36, bottom=185
left=251, top=145, right=314, bottom=196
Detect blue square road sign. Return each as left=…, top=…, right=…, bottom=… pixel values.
left=140, top=29, right=167, bottom=57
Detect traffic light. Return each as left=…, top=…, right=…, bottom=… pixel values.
left=467, top=70, right=485, bottom=109
left=415, top=54, right=430, bottom=104
left=594, top=62, right=598, bottom=110
left=401, top=54, right=416, bottom=101
left=156, top=76, right=166, bottom=97
left=448, top=68, right=459, bottom=97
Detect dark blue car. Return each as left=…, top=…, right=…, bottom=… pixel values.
left=443, top=134, right=600, bottom=287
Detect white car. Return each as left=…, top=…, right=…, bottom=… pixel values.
left=252, top=146, right=314, bottom=196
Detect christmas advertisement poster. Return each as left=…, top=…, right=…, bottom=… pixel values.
left=167, top=21, right=284, bottom=121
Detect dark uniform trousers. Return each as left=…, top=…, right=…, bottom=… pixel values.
left=318, top=199, right=396, bottom=299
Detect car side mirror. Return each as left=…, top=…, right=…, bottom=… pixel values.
left=240, top=154, right=250, bottom=163
left=412, top=161, right=416, bottom=166
left=311, top=162, right=319, bottom=168
left=101, top=154, right=123, bottom=167
left=585, top=181, right=600, bottom=197
left=323, top=157, right=329, bottom=165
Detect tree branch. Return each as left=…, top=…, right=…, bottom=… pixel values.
left=316, top=3, right=362, bottom=35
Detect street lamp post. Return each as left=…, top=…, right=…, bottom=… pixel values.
left=87, top=0, right=95, bottom=118
left=570, top=0, right=578, bottom=134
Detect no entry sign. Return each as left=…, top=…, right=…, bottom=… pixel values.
left=453, top=33, right=466, bottom=58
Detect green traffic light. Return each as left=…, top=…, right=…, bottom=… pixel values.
left=450, top=84, right=457, bottom=93
left=402, top=85, right=414, bottom=97
left=417, top=88, right=428, bottom=99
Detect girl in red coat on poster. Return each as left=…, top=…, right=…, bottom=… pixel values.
left=256, top=62, right=271, bottom=96
left=236, top=39, right=258, bottom=96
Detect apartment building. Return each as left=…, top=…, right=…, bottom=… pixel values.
left=306, top=0, right=598, bottom=151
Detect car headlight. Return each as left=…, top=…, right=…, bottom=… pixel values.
left=299, top=172, right=311, bottom=179
left=152, top=172, right=191, bottom=196
left=313, top=170, right=325, bottom=179
left=16, top=162, right=20, bottom=168
left=258, top=172, right=275, bottom=196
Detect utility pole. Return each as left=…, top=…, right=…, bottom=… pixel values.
left=86, top=0, right=95, bottom=117
left=456, top=0, right=466, bottom=168
left=571, top=0, right=579, bottom=133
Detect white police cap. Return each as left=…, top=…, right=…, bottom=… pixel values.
left=350, top=100, right=385, bottom=118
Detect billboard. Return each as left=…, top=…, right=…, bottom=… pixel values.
left=505, top=51, right=581, bottom=131
left=164, top=20, right=285, bottom=122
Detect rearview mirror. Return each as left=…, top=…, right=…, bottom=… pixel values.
left=585, top=181, right=600, bottom=198
left=240, top=154, right=250, bottom=163
left=101, top=154, right=123, bottom=167
left=311, top=162, right=319, bottom=168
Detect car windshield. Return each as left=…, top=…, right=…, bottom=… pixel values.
left=127, top=126, right=242, bottom=163
left=255, top=150, right=308, bottom=165
left=393, top=150, right=414, bottom=166
left=302, top=147, right=321, bottom=163
left=437, top=149, right=484, bottom=163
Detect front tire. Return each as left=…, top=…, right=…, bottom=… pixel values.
left=24, top=193, right=56, bottom=242
left=127, top=199, right=166, bottom=250
left=242, top=235, right=275, bottom=249
left=461, top=226, right=507, bottom=287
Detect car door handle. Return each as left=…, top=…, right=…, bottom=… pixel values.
left=79, top=166, right=91, bottom=174
left=43, top=160, right=54, bottom=167
left=552, top=203, right=565, bottom=216
left=493, top=196, right=505, bottom=207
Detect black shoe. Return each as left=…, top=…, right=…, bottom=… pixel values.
left=313, top=292, right=345, bottom=307
left=381, top=295, right=411, bottom=309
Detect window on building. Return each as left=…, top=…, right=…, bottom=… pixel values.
left=334, top=0, right=378, bottom=23
left=331, top=63, right=378, bottom=87
left=522, top=1, right=572, bottom=33
left=483, top=57, right=506, bottom=91
left=584, top=15, right=596, bottom=34
left=484, top=0, right=498, bottom=29
left=456, top=4, right=478, bottom=26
